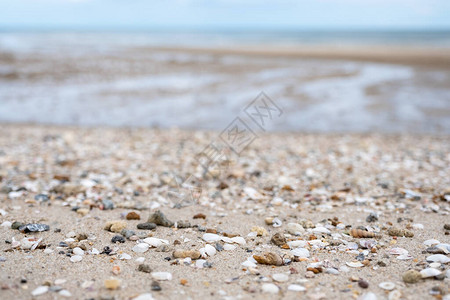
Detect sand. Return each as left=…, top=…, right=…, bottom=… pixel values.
left=0, top=124, right=449, bottom=299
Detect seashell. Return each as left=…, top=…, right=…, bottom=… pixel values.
left=204, top=244, right=216, bottom=256
left=360, top=240, right=377, bottom=249
left=346, top=261, right=364, bottom=268
left=350, top=229, right=378, bottom=239
left=426, top=254, right=450, bottom=264
left=202, top=233, right=221, bottom=242
left=286, top=223, right=305, bottom=235
left=132, top=243, right=149, bottom=253
left=291, top=248, right=310, bottom=258
left=423, top=239, right=440, bottom=247
left=151, top=272, right=172, bottom=281
left=173, top=249, right=201, bottom=259
left=223, top=243, right=236, bottom=251
left=272, top=273, right=289, bottom=282
left=312, top=226, right=331, bottom=235
left=436, top=243, right=450, bottom=253
left=388, top=247, right=408, bottom=256
left=397, top=254, right=413, bottom=260
left=253, top=252, right=283, bottom=266
left=262, top=283, right=279, bottom=294
left=287, top=240, right=307, bottom=249
left=241, top=259, right=257, bottom=268
left=287, top=284, right=306, bottom=292
left=420, top=268, right=441, bottom=278
left=143, top=237, right=169, bottom=247
left=272, top=218, right=282, bottom=227
left=231, top=236, right=246, bottom=245
left=358, top=292, right=377, bottom=300
left=388, top=227, right=413, bottom=237
left=378, top=282, right=395, bottom=290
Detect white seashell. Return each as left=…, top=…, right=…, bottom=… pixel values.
left=119, top=253, right=131, bottom=260
left=143, top=237, right=168, bottom=247
left=151, top=272, right=172, bottom=281
left=203, top=233, right=221, bottom=242
left=70, top=255, right=82, bottom=262
left=388, top=290, right=402, bottom=300
left=223, top=244, right=236, bottom=251
left=420, top=268, right=441, bottom=278
left=272, top=218, right=282, bottom=227
left=358, top=292, right=377, bottom=300
left=312, top=227, right=331, bottom=235
left=412, top=224, right=424, bottom=230
left=339, top=265, right=350, bottom=272
left=388, top=247, right=408, bottom=256
left=325, top=268, right=339, bottom=275
left=262, top=283, right=279, bottom=294
left=132, top=243, right=149, bottom=253
left=91, top=248, right=100, bottom=255
left=429, top=262, right=441, bottom=268
left=287, top=240, right=307, bottom=248
left=378, top=282, right=395, bottom=290
left=346, top=261, right=364, bottom=268
left=231, top=237, right=246, bottom=245
left=397, top=254, right=413, bottom=260
left=1, top=221, right=12, bottom=228
left=195, top=259, right=207, bottom=268
left=423, top=239, right=440, bottom=247
left=244, top=187, right=264, bottom=199
left=31, top=286, right=49, bottom=296
left=426, top=254, right=450, bottom=264
left=291, top=248, right=310, bottom=258
left=20, top=237, right=37, bottom=250
left=220, top=236, right=233, bottom=243
left=204, top=244, right=217, bottom=256
left=287, top=284, right=306, bottom=292
left=286, top=223, right=305, bottom=235
left=73, top=247, right=84, bottom=256
left=360, top=240, right=377, bottom=249
left=436, top=244, right=450, bottom=253
left=272, top=273, right=289, bottom=282
left=446, top=269, right=450, bottom=278
left=59, top=290, right=72, bottom=297
left=135, top=257, right=145, bottom=263
left=44, top=248, right=53, bottom=254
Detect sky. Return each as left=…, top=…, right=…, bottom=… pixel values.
left=1, top=0, right=449, bottom=30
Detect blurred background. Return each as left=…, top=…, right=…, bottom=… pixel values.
left=1, top=0, right=450, bottom=133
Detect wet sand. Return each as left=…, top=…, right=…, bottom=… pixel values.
left=0, top=125, right=449, bottom=299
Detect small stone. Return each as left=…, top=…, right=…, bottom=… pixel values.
left=305, top=271, right=315, bottom=278
left=151, top=281, right=161, bottom=291
left=34, top=194, right=49, bottom=202
left=272, top=273, right=289, bottom=282
left=147, top=210, right=174, bottom=227
left=444, top=224, right=450, bottom=230
left=251, top=226, right=268, bottom=236
left=121, top=229, right=136, bottom=239
left=104, top=220, right=127, bottom=233
left=202, top=233, right=221, bottom=242
left=133, top=243, right=150, bottom=253
left=119, top=253, right=131, bottom=260
left=137, top=223, right=157, bottom=230
left=204, top=244, right=217, bottom=256
left=73, top=247, right=84, bottom=256
left=102, top=199, right=114, bottom=210
left=215, top=243, right=224, bottom=251
left=104, top=279, right=120, bottom=290
left=173, top=249, right=201, bottom=259
left=76, top=233, right=88, bottom=240
left=11, top=221, right=25, bottom=230
left=366, top=212, right=378, bottom=223
left=70, top=255, right=82, bottom=262
left=253, top=252, right=283, bottom=266
left=358, top=280, right=369, bottom=289
left=151, top=272, right=172, bottom=281
left=19, top=223, right=50, bottom=233
left=388, top=227, right=414, bottom=237
left=262, top=283, right=279, bottom=294
left=193, top=213, right=206, bottom=219
left=59, top=290, right=72, bottom=297
left=402, top=270, right=422, bottom=283
left=271, top=233, right=286, bottom=246
left=287, top=284, right=306, bottom=292
left=138, top=264, right=152, bottom=273
left=31, top=286, right=49, bottom=296
left=111, top=235, right=126, bottom=243
left=126, top=212, right=140, bottom=220
left=291, top=248, right=310, bottom=258
left=176, top=220, right=191, bottom=228
left=286, top=223, right=305, bottom=235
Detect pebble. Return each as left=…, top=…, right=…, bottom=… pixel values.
left=11, top=221, right=25, bottom=230
left=291, top=248, right=310, bottom=258
left=132, top=243, right=150, bottom=253
left=119, top=253, right=131, bottom=260
left=1, top=221, right=12, bottom=228
left=176, top=220, right=191, bottom=228
left=272, top=273, right=289, bottom=282
left=253, top=252, right=283, bottom=266
left=59, top=290, right=72, bottom=297
left=173, top=249, right=201, bottom=259
left=402, top=270, right=422, bottom=283
left=287, top=284, right=306, bottom=292
left=73, top=247, right=84, bottom=255
left=31, top=286, right=49, bottom=296
left=251, top=226, right=268, bottom=236
left=19, top=223, right=50, bottom=233
left=147, top=210, right=174, bottom=227
left=111, top=235, right=126, bottom=243
left=358, top=280, right=369, bottom=289
left=203, top=233, right=221, bottom=242
left=104, top=220, right=127, bottom=233
left=193, top=213, right=206, bottom=219
left=102, top=199, right=114, bottom=210
left=138, top=264, right=152, bottom=273
left=70, top=255, right=83, bottom=262
left=262, top=283, right=279, bottom=294
left=388, top=227, right=414, bottom=237
left=378, top=282, right=395, bottom=290
left=204, top=244, right=217, bottom=256
left=223, top=244, right=236, bottom=251
left=151, top=281, right=162, bottom=291
left=271, top=233, right=286, bottom=246
left=104, top=278, right=120, bottom=290
left=126, top=212, right=141, bottom=220
left=151, top=272, right=172, bottom=281
left=366, top=212, right=378, bottom=222
left=137, top=223, right=157, bottom=230
left=286, top=223, right=305, bottom=235
left=231, top=236, right=246, bottom=245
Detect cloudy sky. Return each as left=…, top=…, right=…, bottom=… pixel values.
left=1, top=0, right=449, bottom=30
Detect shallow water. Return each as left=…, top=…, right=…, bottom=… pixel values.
left=0, top=32, right=449, bottom=133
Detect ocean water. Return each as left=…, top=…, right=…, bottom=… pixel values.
left=0, top=31, right=450, bottom=133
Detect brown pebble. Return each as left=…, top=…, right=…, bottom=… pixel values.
left=193, top=213, right=206, bottom=219
left=444, top=224, right=450, bottom=230
left=126, top=212, right=140, bottom=220
left=104, top=279, right=120, bottom=290
left=173, top=249, right=201, bottom=259
left=253, top=252, right=283, bottom=266
left=271, top=233, right=286, bottom=246
left=402, top=270, right=422, bottom=283
left=358, top=280, right=369, bottom=289
left=388, top=227, right=414, bottom=237
left=206, top=228, right=217, bottom=234
left=138, top=264, right=152, bottom=273
left=180, top=279, right=188, bottom=286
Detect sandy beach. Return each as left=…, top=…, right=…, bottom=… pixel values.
left=0, top=124, right=449, bottom=299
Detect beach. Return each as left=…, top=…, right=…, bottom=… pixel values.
left=0, top=124, right=449, bottom=299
